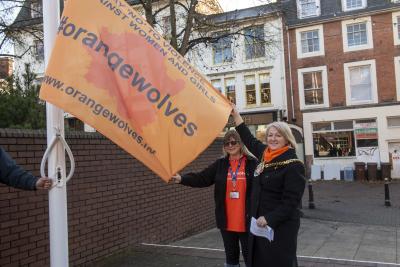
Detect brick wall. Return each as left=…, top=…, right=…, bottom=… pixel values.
left=0, top=129, right=223, bottom=266
left=284, top=11, right=400, bottom=127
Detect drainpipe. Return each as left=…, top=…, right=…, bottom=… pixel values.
left=286, top=26, right=296, bottom=122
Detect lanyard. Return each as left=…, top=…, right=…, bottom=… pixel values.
left=229, top=157, right=243, bottom=190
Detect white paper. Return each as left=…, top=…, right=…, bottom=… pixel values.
left=250, top=217, right=274, bottom=242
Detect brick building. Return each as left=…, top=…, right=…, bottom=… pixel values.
left=282, top=0, right=400, bottom=179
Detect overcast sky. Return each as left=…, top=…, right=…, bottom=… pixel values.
left=218, top=0, right=266, bottom=11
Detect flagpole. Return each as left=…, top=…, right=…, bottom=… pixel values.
left=43, top=0, right=69, bottom=266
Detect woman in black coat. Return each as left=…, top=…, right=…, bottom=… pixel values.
left=170, top=130, right=257, bottom=267
left=231, top=107, right=306, bottom=267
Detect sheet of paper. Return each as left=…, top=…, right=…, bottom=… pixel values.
left=250, top=217, right=274, bottom=242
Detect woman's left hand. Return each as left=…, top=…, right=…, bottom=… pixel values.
left=256, top=216, right=268, bottom=227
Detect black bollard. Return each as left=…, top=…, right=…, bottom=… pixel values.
left=308, top=179, right=315, bottom=209
left=384, top=178, right=391, bottom=207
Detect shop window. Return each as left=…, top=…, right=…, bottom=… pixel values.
left=244, top=26, right=265, bottom=60
left=225, top=78, right=236, bottom=104
left=313, top=120, right=356, bottom=158
left=297, top=0, right=320, bottom=19
left=259, top=74, right=271, bottom=105
left=212, top=32, right=233, bottom=64
left=211, top=79, right=222, bottom=93
left=313, top=131, right=356, bottom=158
left=245, top=75, right=256, bottom=106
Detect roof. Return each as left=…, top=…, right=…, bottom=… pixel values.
left=11, top=0, right=64, bottom=28
left=282, top=0, right=400, bottom=28
left=207, top=3, right=281, bottom=24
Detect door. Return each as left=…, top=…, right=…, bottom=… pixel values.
left=389, top=143, right=400, bottom=179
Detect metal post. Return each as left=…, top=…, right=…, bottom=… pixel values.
left=43, top=1, right=69, bottom=266
left=308, top=179, right=315, bottom=209
left=384, top=178, right=391, bottom=207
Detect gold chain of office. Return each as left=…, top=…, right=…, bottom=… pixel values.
left=263, top=159, right=304, bottom=170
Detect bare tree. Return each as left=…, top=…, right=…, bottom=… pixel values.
left=1, top=0, right=281, bottom=59
left=0, top=0, right=44, bottom=58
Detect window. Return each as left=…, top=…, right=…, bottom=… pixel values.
left=245, top=75, right=256, bottom=106
left=161, top=16, right=171, bottom=38
left=34, top=39, right=44, bottom=60
left=395, top=56, right=400, bottom=101
left=312, top=120, right=356, bottom=158
left=342, top=17, right=373, bottom=52
left=296, top=25, right=324, bottom=58
left=393, top=12, right=400, bottom=46
left=259, top=74, right=271, bottom=105
left=30, top=1, right=42, bottom=18
left=344, top=60, right=377, bottom=105
left=342, top=0, right=367, bottom=11
left=225, top=78, right=236, bottom=104
left=347, top=23, right=367, bottom=46
left=298, top=66, right=329, bottom=109
left=244, top=26, right=265, bottom=60
left=387, top=116, right=400, bottom=128
left=297, top=0, right=320, bottom=18
left=211, top=79, right=222, bottom=93
left=212, top=33, right=233, bottom=64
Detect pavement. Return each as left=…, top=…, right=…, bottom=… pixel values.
left=91, top=180, right=400, bottom=267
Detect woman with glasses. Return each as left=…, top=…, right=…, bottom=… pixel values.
left=170, top=130, right=257, bottom=267
left=231, top=105, right=305, bottom=267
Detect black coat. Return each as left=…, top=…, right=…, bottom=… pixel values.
left=0, top=146, right=38, bottom=190
left=180, top=155, right=257, bottom=230
left=236, top=123, right=306, bottom=267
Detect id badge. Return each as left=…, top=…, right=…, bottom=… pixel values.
left=230, top=191, right=240, bottom=199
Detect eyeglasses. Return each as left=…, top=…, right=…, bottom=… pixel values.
left=224, top=141, right=239, bottom=147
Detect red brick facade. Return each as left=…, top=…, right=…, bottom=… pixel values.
left=0, top=129, right=222, bottom=266
left=284, top=11, right=400, bottom=127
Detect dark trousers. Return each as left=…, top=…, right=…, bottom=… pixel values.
left=220, top=229, right=248, bottom=266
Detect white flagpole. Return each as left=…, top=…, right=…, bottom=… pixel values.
left=42, top=0, right=69, bottom=266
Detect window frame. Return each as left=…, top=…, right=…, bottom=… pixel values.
left=258, top=73, right=271, bottom=106
left=312, top=120, right=356, bottom=158
left=297, top=66, right=329, bottom=110
left=243, top=25, right=266, bottom=61
left=224, top=77, right=237, bottom=104
left=297, top=0, right=321, bottom=19
left=342, top=17, right=373, bottom=52
left=395, top=56, right=400, bottom=101
left=387, top=116, right=400, bottom=128
left=296, top=25, right=324, bottom=58
left=30, top=1, right=42, bottom=18
left=344, top=59, right=378, bottom=106
left=341, top=0, right=367, bottom=12
left=392, top=11, right=400, bottom=46
left=212, top=32, right=233, bottom=65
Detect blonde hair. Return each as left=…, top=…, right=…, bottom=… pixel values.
left=222, top=130, right=256, bottom=159
left=266, top=121, right=297, bottom=150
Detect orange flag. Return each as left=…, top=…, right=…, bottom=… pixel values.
left=39, top=0, right=231, bottom=181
